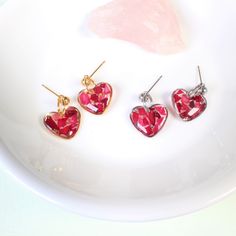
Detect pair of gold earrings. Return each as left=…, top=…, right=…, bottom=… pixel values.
left=42, top=63, right=207, bottom=139
left=42, top=61, right=112, bottom=139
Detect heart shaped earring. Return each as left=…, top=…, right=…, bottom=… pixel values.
left=130, top=76, right=168, bottom=137
left=77, top=61, right=113, bottom=115
left=42, top=85, right=81, bottom=139
left=172, top=66, right=207, bottom=121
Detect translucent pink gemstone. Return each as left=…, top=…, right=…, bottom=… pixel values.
left=94, top=86, right=102, bottom=94
left=172, top=89, right=207, bottom=121
left=104, top=84, right=112, bottom=94
left=87, top=0, right=185, bottom=54
left=91, top=94, right=99, bottom=102
left=78, top=82, right=112, bottom=115
left=43, top=106, right=80, bottom=139
left=130, top=104, right=168, bottom=137
left=80, top=93, right=90, bottom=105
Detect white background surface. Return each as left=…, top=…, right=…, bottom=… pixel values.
left=0, top=163, right=236, bottom=235
left=0, top=0, right=236, bottom=220
left=1, top=0, right=236, bottom=222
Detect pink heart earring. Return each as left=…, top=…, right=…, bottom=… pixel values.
left=172, top=66, right=207, bottom=121
left=130, top=76, right=168, bottom=137
left=42, top=85, right=81, bottom=139
left=77, top=61, right=113, bottom=115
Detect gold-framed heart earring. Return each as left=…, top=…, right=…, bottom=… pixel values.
left=77, top=61, right=113, bottom=115
left=42, top=85, right=81, bottom=139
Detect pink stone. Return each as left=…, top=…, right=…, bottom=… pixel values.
left=132, top=112, right=139, bottom=123
left=172, top=89, right=207, bottom=121
left=43, top=106, right=81, bottom=139
left=78, top=82, right=112, bottom=115
left=80, top=93, right=90, bottom=105
left=94, top=86, right=102, bottom=94
left=130, top=104, right=168, bottom=137
left=87, top=0, right=184, bottom=54
left=91, top=94, right=99, bottom=102
left=104, top=84, right=112, bottom=94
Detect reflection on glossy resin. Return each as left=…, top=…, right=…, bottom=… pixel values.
left=172, top=89, right=207, bottom=121
left=130, top=104, right=168, bottom=137
left=78, top=82, right=112, bottom=115
left=44, top=106, right=81, bottom=139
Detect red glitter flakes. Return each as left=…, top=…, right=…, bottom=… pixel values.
left=172, top=89, right=207, bottom=121
left=78, top=82, right=112, bottom=115
left=130, top=104, right=168, bottom=137
left=44, top=106, right=80, bottom=139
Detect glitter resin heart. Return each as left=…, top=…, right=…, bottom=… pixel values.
left=78, top=82, right=112, bottom=115
left=130, top=104, right=168, bottom=137
left=172, top=89, right=207, bottom=121
left=43, top=106, right=81, bottom=139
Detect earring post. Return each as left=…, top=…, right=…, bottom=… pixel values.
left=144, top=75, right=163, bottom=97
left=90, top=61, right=106, bottom=78
left=197, top=65, right=203, bottom=84
left=42, top=84, right=60, bottom=97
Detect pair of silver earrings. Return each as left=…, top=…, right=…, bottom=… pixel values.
left=130, top=66, right=207, bottom=137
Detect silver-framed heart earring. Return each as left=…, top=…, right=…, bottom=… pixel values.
left=172, top=66, right=207, bottom=121
left=130, top=75, right=168, bottom=137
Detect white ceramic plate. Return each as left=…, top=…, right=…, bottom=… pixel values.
left=0, top=0, right=236, bottom=221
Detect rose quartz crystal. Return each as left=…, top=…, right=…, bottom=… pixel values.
left=87, top=0, right=184, bottom=54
